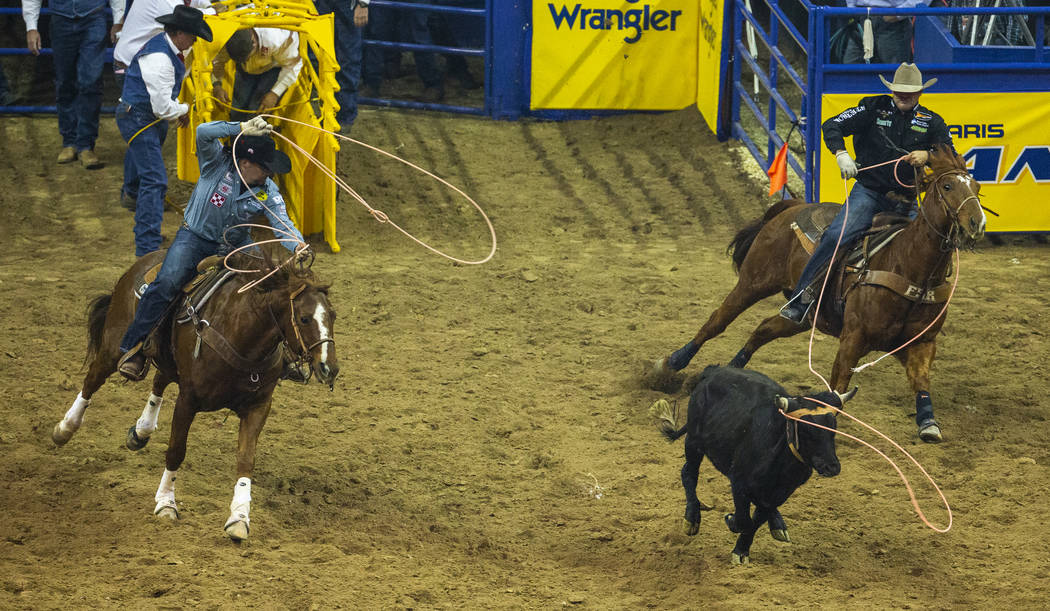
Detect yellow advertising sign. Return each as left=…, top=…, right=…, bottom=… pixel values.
left=820, top=92, right=1050, bottom=232
left=695, top=0, right=725, bottom=134
left=531, top=0, right=698, bottom=110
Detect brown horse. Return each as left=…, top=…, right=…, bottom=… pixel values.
left=52, top=248, right=339, bottom=541
left=651, top=144, right=985, bottom=442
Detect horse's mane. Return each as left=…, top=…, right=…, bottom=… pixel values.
left=927, top=143, right=966, bottom=173
left=225, top=245, right=328, bottom=296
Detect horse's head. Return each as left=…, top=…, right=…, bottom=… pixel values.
left=920, top=144, right=986, bottom=249
left=282, top=279, right=340, bottom=389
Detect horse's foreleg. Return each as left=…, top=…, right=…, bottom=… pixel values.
left=224, top=400, right=273, bottom=542
left=155, top=395, right=197, bottom=520
left=729, top=314, right=811, bottom=368
left=829, top=332, right=869, bottom=395
left=126, top=371, right=175, bottom=451
left=894, top=341, right=942, bottom=443
left=663, top=283, right=776, bottom=372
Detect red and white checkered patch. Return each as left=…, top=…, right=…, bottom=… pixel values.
left=210, top=193, right=227, bottom=207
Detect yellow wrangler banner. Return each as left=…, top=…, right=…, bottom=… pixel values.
left=176, top=0, right=344, bottom=252
left=531, top=0, right=699, bottom=110
left=695, top=0, right=725, bottom=134
left=820, top=92, right=1050, bottom=233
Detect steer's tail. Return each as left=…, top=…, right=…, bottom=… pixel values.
left=660, top=422, right=687, bottom=442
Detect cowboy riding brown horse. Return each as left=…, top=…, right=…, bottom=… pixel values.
left=650, top=144, right=985, bottom=443
left=52, top=247, right=339, bottom=541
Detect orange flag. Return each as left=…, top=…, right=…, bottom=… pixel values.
left=767, top=142, right=789, bottom=196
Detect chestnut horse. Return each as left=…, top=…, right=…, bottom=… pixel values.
left=52, top=248, right=339, bottom=541
left=651, top=145, right=985, bottom=442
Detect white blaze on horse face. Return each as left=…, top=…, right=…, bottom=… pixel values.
left=312, top=302, right=332, bottom=363
left=955, top=173, right=987, bottom=231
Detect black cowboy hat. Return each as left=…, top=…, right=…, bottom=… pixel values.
left=156, top=5, right=213, bottom=42
left=235, top=135, right=292, bottom=175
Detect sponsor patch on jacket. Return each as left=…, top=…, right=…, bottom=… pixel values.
left=210, top=193, right=227, bottom=207
left=876, top=119, right=892, bottom=127
left=915, top=111, right=932, bottom=120
left=254, top=191, right=268, bottom=201
left=218, top=183, right=232, bottom=196
left=910, top=125, right=928, bottom=133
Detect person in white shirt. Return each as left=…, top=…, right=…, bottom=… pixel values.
left=212, top=27, right=304, bottom=121
left=21, top=0, right=125, bottom=168
left=115, top=4, right=212, bottom=256
left=112, top=0, right=215, bottom=86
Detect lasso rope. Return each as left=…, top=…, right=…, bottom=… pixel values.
left=781, top=397, right=953, bottom=533
left=792, top=154, right=958, bottom=533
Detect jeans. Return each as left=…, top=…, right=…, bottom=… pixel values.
left=843, top=17, right=914, bottom=65
left=790, top=182, right=915, bottom=299
left=51, top=11, right=107, bottom=151
left=315, top=0, right=364, bottom=127
left=116, top=103, right=169, bottom=256
left=120, top=227, right=223, bottom=352
left=230, top=66, right=280, bottom=122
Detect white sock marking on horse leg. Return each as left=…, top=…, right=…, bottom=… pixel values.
left=58, top=393, right=90, bottom=436
left=229, top=477, right=252, bottom=525
left=155, top=469, right=177, bottom=508
left=135, top=393, right=164, bottom=438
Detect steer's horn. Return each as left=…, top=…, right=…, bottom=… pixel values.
left=835, top=386, right=859, bottom=404
left=776, top=396, right=790, bottom=411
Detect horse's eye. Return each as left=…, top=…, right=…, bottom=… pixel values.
left=943, top=183, right=952, bottom=190
left=300, top=315, right=311, bottom=324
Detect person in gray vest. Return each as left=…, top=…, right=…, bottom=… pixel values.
left=115, top=4, right=211, bottom=256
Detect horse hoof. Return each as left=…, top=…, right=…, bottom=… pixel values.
left=731, top=552, right=750, bottom=565
left=125, top=426, right=150, bottom=451
left=683, top=519, right=699, bottom=536
left=154, top=503, right=179, bottom=521
left=770, top=528, right=791, bottom=543
left=918, top=419, right=943, bottom=443
left=52, top=421, right=74, bottom=446
left=224, top=519, right=250, bottom=542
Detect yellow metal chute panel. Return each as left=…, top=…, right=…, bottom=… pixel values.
left=176, top=0, right=343, bottom=252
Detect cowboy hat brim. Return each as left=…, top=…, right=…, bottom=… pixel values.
left=879, top=75, right=938, bottom=93
left=155, top=13, right=214, bottom=43
left=263, top=149, right=292, bottom=175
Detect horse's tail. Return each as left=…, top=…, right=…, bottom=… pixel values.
left=727, top=199, right=804, bottom=272
left=83, top=294, right=112, bottom=368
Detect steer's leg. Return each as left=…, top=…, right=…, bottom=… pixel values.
left=680, top=436, right=704, bottom=536
left=894, top=341, right=942, bottom=443
left=724, top=484, right=760, bottom=565
left=767, top=508, right=790, bottom=542
left=224, top=400, right=273, bottom=542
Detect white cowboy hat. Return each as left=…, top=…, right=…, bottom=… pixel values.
left=879, top=63, right=937, bottom=93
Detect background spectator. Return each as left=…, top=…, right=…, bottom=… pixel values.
left=314, top=0, right=368, bottom=131
left=212, top=26, right=302, bottom=121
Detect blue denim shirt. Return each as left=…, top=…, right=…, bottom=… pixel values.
left=183, top=121, right=303, bottom=251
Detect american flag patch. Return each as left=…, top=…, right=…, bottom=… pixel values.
left=210, top=193, right=226, bottom=207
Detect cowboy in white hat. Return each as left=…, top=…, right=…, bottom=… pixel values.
left=779, top=63, right=953, bottom=333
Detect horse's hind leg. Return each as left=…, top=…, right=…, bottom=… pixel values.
left=660, top=281, right=780, bottom=373
left=728, top=314, right=812, bottom=369
left=126, top=370, right=175, bottom=451
left=53, top=346, right=122, bottom=446
left=894, top=341, right=942, bottom=443
left=224, top=399, right=274, bottom=542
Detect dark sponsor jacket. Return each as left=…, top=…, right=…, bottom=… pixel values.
left=822, top=94, right=953, bottom=197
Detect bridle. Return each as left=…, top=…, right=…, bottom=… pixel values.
left=272, top=283, right=336, bottom=375
left=918, top=169, right=981, bottom=251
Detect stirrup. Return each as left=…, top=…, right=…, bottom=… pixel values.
left=117, top=345, right=150, bottom=382
left=779, top=295, right=813, bottom=324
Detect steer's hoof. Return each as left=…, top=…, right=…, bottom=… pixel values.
left=918, top=419, right=943, bottom=443
left=52, top=421, right=75, bottom=446
left=770, top=528, right=790, bottom=543
left=125, top=426, right=150, bottom=451
left=731, top=552, right=750, bottom=565
left=154, top=502, right=179, bottom=521
left=683, top=519, right=699, bottom=536
left=224, top=518, right=250, bottom=542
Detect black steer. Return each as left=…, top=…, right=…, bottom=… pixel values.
left=661, top=365, right=857, bottom=564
